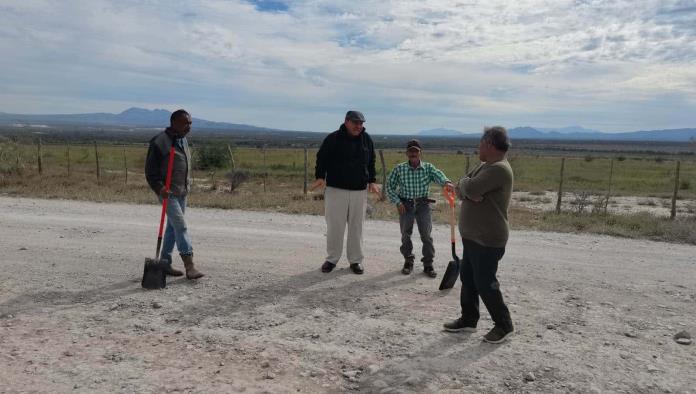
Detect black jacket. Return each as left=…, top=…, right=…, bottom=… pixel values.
left=145, top=129, right=192, bottom=196
left=315, top=124, right=377, bottom=190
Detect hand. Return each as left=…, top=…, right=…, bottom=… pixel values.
left=444, top=181, right=455, bottom=195
left=309, top=178, right=326, bottom=192
left=397, top=203, right=406, bottom=215
left=159, top=187, right=172, bottom=199
left=368, top=183, right=381, bottom=195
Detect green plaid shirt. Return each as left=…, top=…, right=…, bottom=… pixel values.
left=386, top=161, right=450, bottom=204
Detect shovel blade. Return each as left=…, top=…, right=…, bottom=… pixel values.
left=142, top=258, right=167, bottom=289
left=439, top=259, right=460, bottom=290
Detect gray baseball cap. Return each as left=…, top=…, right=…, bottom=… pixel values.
left=345, top=110, right=366, bottom=122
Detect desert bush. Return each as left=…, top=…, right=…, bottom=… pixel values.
left=680, top=180, right=690, bottom=190
left=195, top=145, right=229, bottom=170
left=584, top=155, right=593, bottom=162
left=617, top=156, right=626, bottom=161
left=570, top=191, right=591, bottom=213
left=225, top=170, right=250, bottom=192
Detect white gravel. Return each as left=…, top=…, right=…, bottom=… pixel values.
left=1, top=196, right=695, bottom=393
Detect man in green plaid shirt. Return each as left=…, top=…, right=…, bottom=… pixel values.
left=386, top=139, right=455, bottom=277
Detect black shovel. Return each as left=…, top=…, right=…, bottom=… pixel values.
left=439, top=186, right=460, bottom=290
left=142, top=145, right=176, bottom=290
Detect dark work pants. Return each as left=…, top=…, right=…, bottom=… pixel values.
left=399, top=200, right=435, bottom=266
left=459, top=239, right=513, bottom=329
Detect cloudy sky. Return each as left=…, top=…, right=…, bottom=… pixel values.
left=1, top=0, right=695, bottom=133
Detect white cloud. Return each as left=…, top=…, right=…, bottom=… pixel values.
left=0, top=0, right=695, bottom=132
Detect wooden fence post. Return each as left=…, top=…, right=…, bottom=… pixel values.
left=379, top=149, right=387, bottom=200
left=37, top=138, right=42, bottom=175
left=94, top=141, right=101, bottom=182
left=262, top=145, right=267, bottom=193
left=555, top=157, right=565, bottom=214
left=465, top=154, right=470, bottom=174
left=604, top=158, right=614, bottom=214
left=66, top=143, right=71, bottom=177
left=303, top=147, right=308, bottom=195
left=670, top=160, right=681, bottom=220
left=227, top=144, right=235, bottom=170
left=123, top=145, right=128, bottom=184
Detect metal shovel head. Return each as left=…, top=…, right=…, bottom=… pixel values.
left=439, top=258, right=460, bottom=290
left=142, top=258, right=167, bottom=289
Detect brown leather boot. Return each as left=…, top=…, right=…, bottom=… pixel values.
left=181, top=254, right=204, bottom=279
left=163, top=264, right=184, bottom=277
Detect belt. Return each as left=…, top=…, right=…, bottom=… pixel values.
left=399, top=196, right=436, bottom=204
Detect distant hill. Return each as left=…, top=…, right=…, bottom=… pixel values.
left=508, top=126, right=696, bottom=142
left=1, top=108, right=694, bottom=142
left=0, top=107, right=276, bottom=132
left=535, top=126, right=603, bottom=134
left=418, top=128, right=471, bottom=137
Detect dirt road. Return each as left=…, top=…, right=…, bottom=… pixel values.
left=1, top=197, right=694, bottom=393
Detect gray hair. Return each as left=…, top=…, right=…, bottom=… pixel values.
left=482, top=126, right=511, bottom=152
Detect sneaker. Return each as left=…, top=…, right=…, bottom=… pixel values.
left=321, top=261, right=336, bottom=273
left=483, top=325, right=514, bottom=344
left=401, top=261, right=413, bottom=275
left=443, top=318, right=477, bottom=333
left=423, top=265, right=437, bottom=278
left=349, top=263, right=364, bottom=275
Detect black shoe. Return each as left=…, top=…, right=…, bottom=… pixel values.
left=349, top=263, right=364, bottom=275
left=483, top=325, right=514, bottom=344
left=443, top=318, right=477, bottom=333
left=321, top=261, right=336, bottom=273
left=401, top=261, right=413, bottom=275
left=423, top=265, right=437, bottom=278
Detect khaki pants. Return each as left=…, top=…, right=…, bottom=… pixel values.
left=324, top=186, right=367, bottom=265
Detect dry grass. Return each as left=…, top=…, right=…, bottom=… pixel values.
left=2, top=167, right=693, bottom=245
left=2, top=141, right=695, bottom=245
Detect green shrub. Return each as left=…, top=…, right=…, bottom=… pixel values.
left=195, top=145, right=229, bottom=170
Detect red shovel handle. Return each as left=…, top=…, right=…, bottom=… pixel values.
left=155, top=145, right=176, bottom=259
left=444, top=186, right=457, bottom=244
left=444, top=186, right=456, bottom=208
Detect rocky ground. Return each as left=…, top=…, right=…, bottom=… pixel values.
left=0, top=196, right=694, bottom=393
left=512, top=191, right=696, bottom=218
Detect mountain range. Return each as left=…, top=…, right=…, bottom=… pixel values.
left=0, top=107, right=275, bottom=133
left=421, top=126, right=696, bottom=142
left=1, top=108, right=695, bottom=142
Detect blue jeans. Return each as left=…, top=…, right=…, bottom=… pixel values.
left=159, top=195, right=193, bottom=265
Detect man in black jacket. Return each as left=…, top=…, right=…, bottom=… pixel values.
left=145, top=109, right=204, bottom=280
left=310, top=110, right=381, bottom=274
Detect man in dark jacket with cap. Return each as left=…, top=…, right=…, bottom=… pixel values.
left=145, top=109, right=204, bottom=280
left=310, top=110, right=381, bottom=274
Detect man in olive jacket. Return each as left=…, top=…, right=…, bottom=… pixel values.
left=310, top=110, right=381, bottom=274
left=145, top=109, right=203, bottom=280
left=443, top=126, right=514, bottom=343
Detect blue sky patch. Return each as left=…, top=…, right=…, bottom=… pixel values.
left=248, top=0, right=288, bottom=12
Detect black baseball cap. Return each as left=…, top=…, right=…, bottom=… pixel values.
left=345, top=110, right=366, bottom=122
left=406, top=139, right=422, bottom=151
